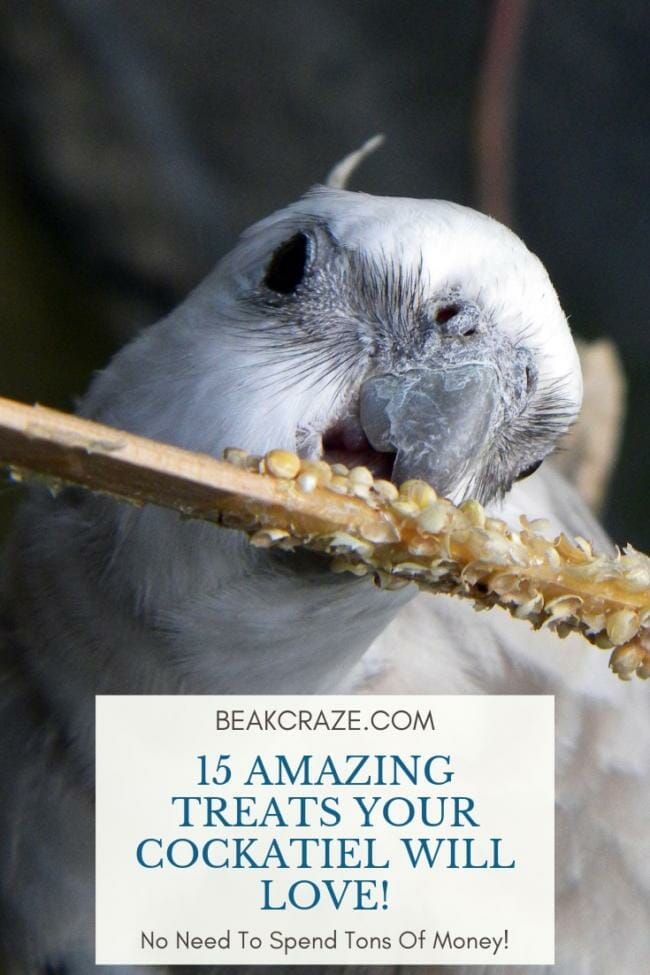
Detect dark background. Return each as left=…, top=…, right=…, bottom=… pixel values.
left=1, top=0, right=647, bottom=548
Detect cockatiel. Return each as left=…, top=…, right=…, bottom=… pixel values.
left=0, top=182, right=648, bottom=975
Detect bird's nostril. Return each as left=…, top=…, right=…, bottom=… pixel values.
left=435, top=303, right=461, bottom=325
left=433, top=299, right=480, bottom=337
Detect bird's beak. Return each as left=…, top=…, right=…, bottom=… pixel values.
left=359, top=364, right=501, bottom=495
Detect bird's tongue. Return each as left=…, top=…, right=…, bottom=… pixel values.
left=359, top=365, right=500, bottom=495
left=321, top=414, right=395, bottom=478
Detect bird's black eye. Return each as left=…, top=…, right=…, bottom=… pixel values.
left=515, top=459, right=544, bottom=482
left=264, top=232, right=309, bottom=294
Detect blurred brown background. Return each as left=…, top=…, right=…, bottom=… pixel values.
left=1, top=0, right=648, bottom=548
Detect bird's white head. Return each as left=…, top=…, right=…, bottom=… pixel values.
left=201, top=185, right=582, bottom=502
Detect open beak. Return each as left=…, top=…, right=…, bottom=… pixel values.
left=359, top=363, right=501, bottom=495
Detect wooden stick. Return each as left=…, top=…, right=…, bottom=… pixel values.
left=0, top=396, right=392, bottom=538
left=1, top=396, right=649, bottom=680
